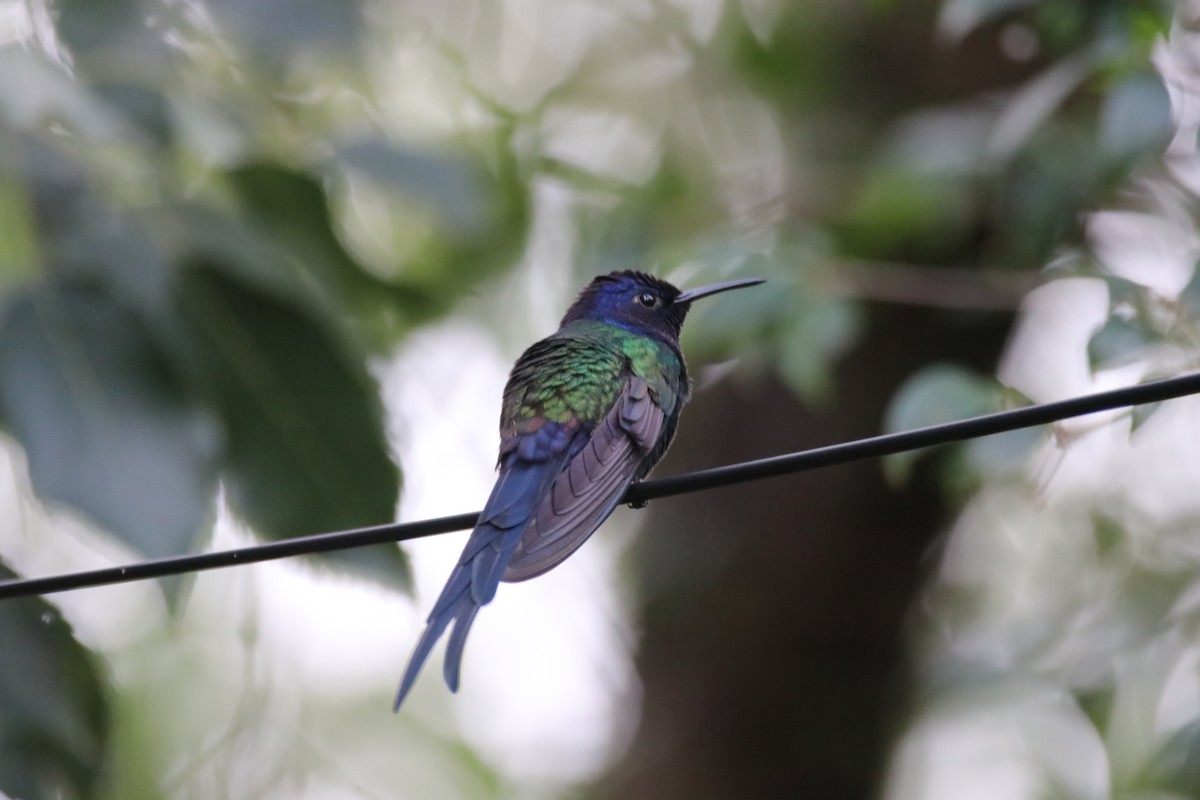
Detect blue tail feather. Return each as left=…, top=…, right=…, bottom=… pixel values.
left=393, top=600, right=457, bottom=710
left=442, top=597, right=480, bottom=691
left=393, top=445, right=577, bottom=711
left=470, top=512, right=532, bottom=604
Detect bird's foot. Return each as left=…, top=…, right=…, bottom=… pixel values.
left=626, top=489, right=648, bottom=510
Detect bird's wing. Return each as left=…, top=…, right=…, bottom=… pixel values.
left=502, top=375, right=665, bottom=582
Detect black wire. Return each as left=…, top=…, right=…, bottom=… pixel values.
left=3, top=370, right=1200, bottom=601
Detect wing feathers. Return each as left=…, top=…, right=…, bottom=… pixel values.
left=502, top=376, right=665, bottom=582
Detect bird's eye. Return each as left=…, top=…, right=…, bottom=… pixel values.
left=636, top=292, right=659, bottom=308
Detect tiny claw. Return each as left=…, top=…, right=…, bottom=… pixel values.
left=626, top=479, right=649, bottom=509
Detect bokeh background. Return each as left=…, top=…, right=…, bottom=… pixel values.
left=1, top=0, right=1198, bottom=798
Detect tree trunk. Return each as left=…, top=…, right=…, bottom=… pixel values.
left=591, top=304, right=1012, bottom=800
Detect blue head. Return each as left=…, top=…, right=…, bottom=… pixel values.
left=561, top=270, right=764, bottom=343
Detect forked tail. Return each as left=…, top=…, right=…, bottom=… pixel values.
left=393, top=453, right=570, bottom=710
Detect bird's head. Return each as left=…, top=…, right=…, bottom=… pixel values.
left=561, top=270, right=764, bottom=342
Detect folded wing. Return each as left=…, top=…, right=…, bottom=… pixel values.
left=503, top=375, right=664, bottom=582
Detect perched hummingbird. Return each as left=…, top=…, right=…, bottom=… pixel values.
left=393, top=270, right=764, bottom=710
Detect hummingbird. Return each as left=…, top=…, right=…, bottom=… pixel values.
left=393, top=270, right=764, bottom=710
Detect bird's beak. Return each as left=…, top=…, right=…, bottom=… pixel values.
left=674, top=277, right=766, bottom=304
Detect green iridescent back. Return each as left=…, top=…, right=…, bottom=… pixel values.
left=500, top=319, right=689, bottom=471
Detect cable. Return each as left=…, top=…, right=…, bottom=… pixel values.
left=3, top=370, right=1200, bottom=600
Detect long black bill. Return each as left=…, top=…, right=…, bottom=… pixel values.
left=674, top=277, right=766, bottom=304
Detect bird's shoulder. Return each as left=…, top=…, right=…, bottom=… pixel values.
left=501, top=320, right=683, bottom=432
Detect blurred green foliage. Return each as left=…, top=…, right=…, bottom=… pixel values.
left=0, top=562, right=106, bottom=800
left=0, top=0, right=1194, bottom=797
left=882, top=363, right=1038, bottom=492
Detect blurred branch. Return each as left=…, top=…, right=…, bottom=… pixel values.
left=821, top=259, right=1044, bottom=310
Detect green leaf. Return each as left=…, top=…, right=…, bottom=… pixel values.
left=223, top=163, right=432, bottom=344
left=997, top=124, right=1103, bottom=265
left=1130, top=400, right=1162, bottom=431
left=0, top=283, right=219, bottom=560
left=225, top=153, right=528, bottom=342
left=29, top=158, right=175, bottom=316
left=205, top=0, right=363, bottom=53
left=0, top=562, right=109, bottom=800
left=90, top=83, right=173, bottom=150
left=1147, top=718, right=1200, bottom=794
left=0, top=51, right=125, bottom=145
left=778, top=300, right=862, bottom=403
left=1086, top=316, right=1161, bottom=371
left=841, top=168, right=975, bottom=260
left=1127, top=367, right=1182, bottom=432
left=336, top=138, right=493, bottom=238
left=55, top=0, right=173, bottom=73
left=0, top=172, right=38, bottom=291
left=175, top=262, right=410, bottom=591
left=1099, top=72, right=1173, bottom=163
left=964, top=418, right=1042, bottom=479
left=882, top=364, right=1016, bottom=484
left=1102, top=275, right=1149, bottom=310
left=885, top=364, right=1001, bottom=434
